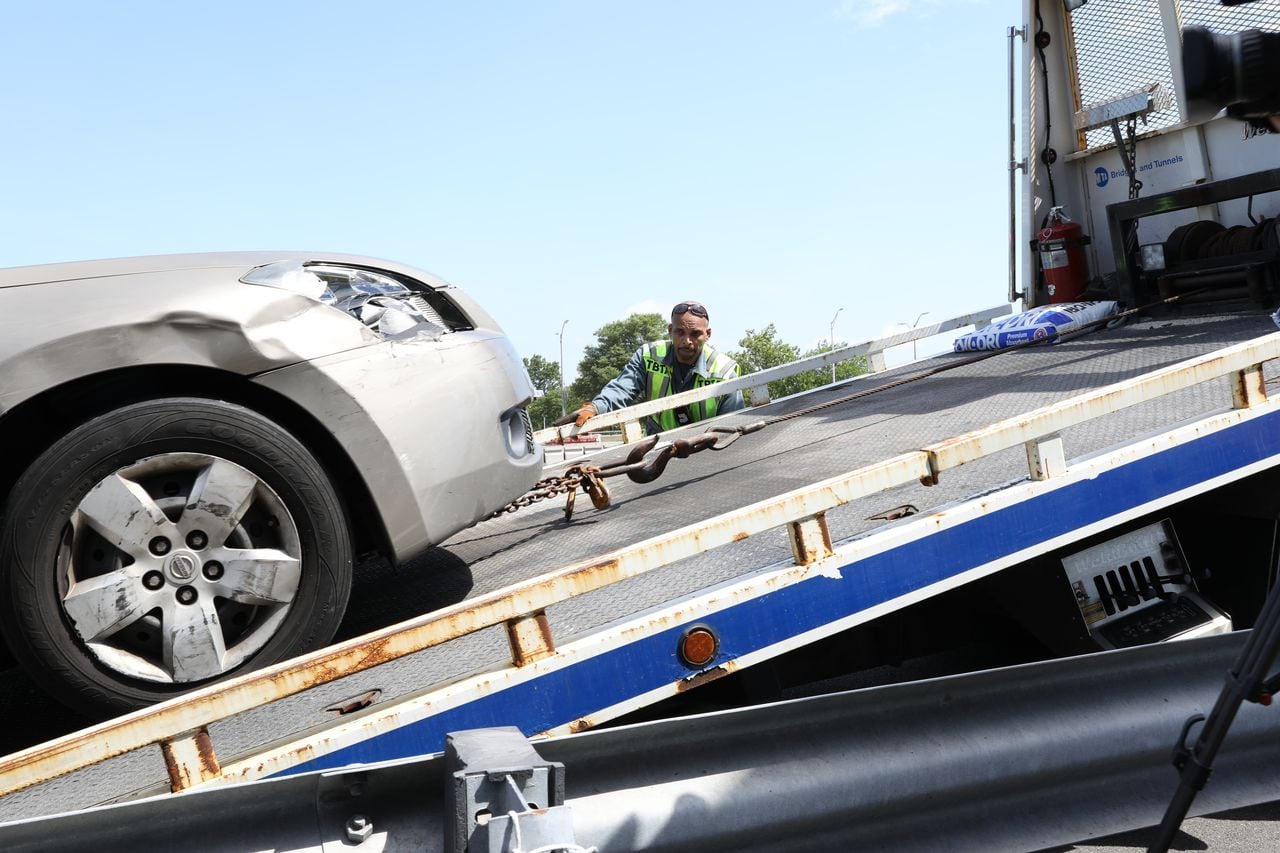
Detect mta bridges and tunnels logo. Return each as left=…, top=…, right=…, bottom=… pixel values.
left=1095, top=167, right=1109, bottom=188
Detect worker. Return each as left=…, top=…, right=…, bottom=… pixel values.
left=572, top=300, right=745, bottom=434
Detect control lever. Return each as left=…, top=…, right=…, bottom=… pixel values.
left=1158, top=542, right=1213, bottom=582
left=1155, top=567, right=1211, bottom=586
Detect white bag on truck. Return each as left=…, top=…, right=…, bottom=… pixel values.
left=953, top=301, right=1118, bottom=352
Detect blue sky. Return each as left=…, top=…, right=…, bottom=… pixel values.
left=2, top=1, right=1014, bottom=380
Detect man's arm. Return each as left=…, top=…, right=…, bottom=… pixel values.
left=590, top=348, right=648, bottom=414
left=717, top=363, right=746, bottom=414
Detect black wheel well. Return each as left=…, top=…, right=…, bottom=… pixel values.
left=0, top=364, right=389, bottom=558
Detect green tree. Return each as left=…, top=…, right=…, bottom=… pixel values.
left=523, top=354, right=567, bottom=430
left=733, top=325, right=803, bottom=402
left=802, top=341, right=869, bottom=387
left=732, top=324, right=868, bottom=403
left=568, top=313, right=667, bottom=406
left=523, top=354, right=561, bottom=392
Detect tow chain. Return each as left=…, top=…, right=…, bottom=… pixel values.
left=486, top=423, right=767, bottom=521
left=490, top=291, right=1199, bottom=521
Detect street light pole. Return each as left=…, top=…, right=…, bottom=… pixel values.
left=829, top=308, right=844, bottom=383
left=557, top=319, right=569, bottom=416
left=911, top=311, right=930, bottom=361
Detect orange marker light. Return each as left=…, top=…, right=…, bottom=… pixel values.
left=678, top=625, right=719, bottom=668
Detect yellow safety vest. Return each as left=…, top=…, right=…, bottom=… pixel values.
left=641, top=341, right=736, bottom=434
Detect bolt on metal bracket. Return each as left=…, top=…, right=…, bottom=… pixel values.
left=345, top=814, right=374, bottom=844
left=446, top=727, right=577, bottom=853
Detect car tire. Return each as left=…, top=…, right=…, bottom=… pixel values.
left=0, top=398, right=353, bottom=717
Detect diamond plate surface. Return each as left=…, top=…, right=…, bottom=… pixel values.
left=444, top=311, right=1273, bottom=607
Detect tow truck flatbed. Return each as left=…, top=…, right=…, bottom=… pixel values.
left=2, top=306, right=1278, bottom=822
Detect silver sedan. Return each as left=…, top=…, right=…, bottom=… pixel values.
left=0, top=252, right=543, bottom=716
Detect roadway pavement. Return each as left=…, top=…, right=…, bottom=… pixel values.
left=1049, top=801, right=1280, bottom=852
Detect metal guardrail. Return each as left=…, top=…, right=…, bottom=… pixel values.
left=4, top=632, right=1278, bottom=852
left=533, top=305, right=1012, bottom=445
left=0, top=328, right=1276, bottom=803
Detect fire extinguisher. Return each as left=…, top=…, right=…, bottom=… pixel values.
left=1037, top=206, right=1091, bottom=303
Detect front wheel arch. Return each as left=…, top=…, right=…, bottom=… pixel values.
left=0, top=364, right=391, bottom=559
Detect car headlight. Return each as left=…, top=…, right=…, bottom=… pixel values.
left=241, top=260, right=452, bottom=341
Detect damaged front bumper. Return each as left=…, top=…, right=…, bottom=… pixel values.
left=254, top=329, right=543, bottom=562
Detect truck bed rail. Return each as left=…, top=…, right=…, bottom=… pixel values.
left=0, top=327, right=1275, bottom=803
left=534, top=304, right=1012, bottom=445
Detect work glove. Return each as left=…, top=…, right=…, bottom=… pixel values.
left=574, top=402, right=598, bottom=427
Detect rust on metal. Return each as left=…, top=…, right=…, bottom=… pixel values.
left=567, top=718, right=593, bottom=734
left=507, top=611, right=556, bottom=666
left=866, top=504, right=918, bottom=521
left=1233, top=363, right=1267, bottom=409
left=580, top=470, right=611, bottom=510
left=160, top=727, right=220, bottom=793
left=788, top=514, right=833, bottom=565
left=324, top=690, right=383, bottom=716
left=674, top=661, right=737, bottom=693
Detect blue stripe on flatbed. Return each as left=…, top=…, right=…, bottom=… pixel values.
left=283, top=408, right=1280, bottom=775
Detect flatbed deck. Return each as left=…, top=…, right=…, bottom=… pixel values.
left=2, top=307, right=1278, bottom=820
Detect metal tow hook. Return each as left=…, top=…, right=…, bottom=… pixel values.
left=627, top=432, right=720, bottom=484
left=563, top=466, right=611, bottom=521
left=623, top=435, right=660, bottom=465
left=580, top=469, right=610, bottom=510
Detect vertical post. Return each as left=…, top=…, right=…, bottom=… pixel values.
left=622, top=420, right=644, bottom=445
left=1008, top=24, right=1027, bottom=304
left=1025, top=433, right=1067, bottom=481
left=161, top=727, right=221, bottom=792
left=788, top=514, right=833, bottom=566
left=507, top=611, right=556, bottom=667
left=557, top=320, right=569, bottom=417
left=911, top=311, right=929, bottom=361
left=829, top=308, right=843, bottom=383
left=1232, top=364, right=1267, bottom=410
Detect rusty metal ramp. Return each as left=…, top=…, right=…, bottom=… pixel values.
left=2, top=307, right=1279, bottom=822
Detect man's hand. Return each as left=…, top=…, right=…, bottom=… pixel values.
left=551, top=402, right=600, bottom=428
left=574, top=402, right=598, bottom=427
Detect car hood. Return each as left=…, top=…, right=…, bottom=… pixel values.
left=0, top=252, right=455, bottom=290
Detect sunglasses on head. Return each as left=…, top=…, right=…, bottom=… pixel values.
left=672, top=301, right=709, bottom=319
